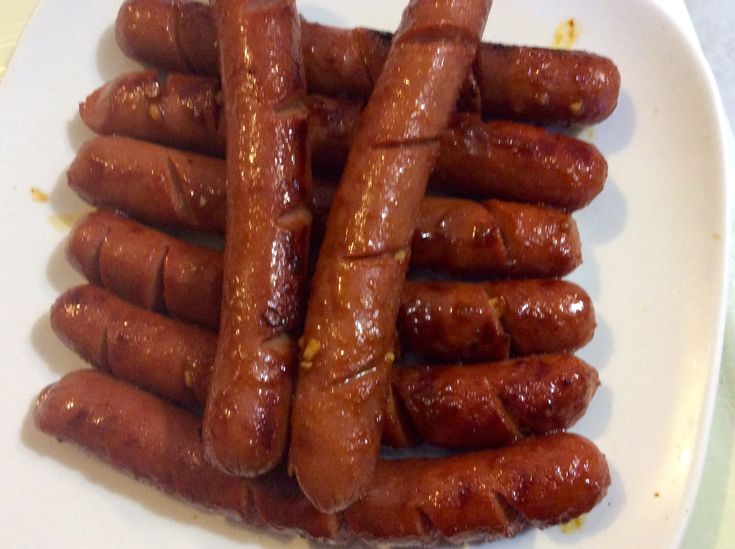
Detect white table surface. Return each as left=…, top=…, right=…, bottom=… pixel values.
left=1, top=1, right=732, bottom=547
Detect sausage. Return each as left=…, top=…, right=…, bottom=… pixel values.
left=67, top=210, right=222, bottom=328
left=50, top=285, right=214, bottom=408
left=66, top=211, right=594, bottom=359
left=116, top=0, right=218, bottom=76
left=412, top=197, right=581, bottom=278
left=399, top=279, right=595, bottom=362
left=34, top=370, right=610, bottom=543
left=67, top=137, right=226, bottom=232
left=79, top=71, right=225, bottom=156
left=50, top=285, right=600, bottom=448
left=79, top=78, right=607, bottom=210
left=115, top=0, right=621, bottom=124
left=201, top=0, right=310, bottom=477
left=68, top=149, right=582, bottom=278
left=474, top=43, right=620, bottom=126
left=34, top=370, right=338, bottom=539
left=288, top=0, right=492, bottom=512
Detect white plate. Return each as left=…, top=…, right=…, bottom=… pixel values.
left=0, top=0, right=728, bottom=547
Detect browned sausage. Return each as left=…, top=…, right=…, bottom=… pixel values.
left=201, top=0, right=310, bottom=477
left=50, top=285, right=600, bottom=448
left=34, top=370, right=338, bottom=540
left=412, top=196, right=581, bottom=278
left=288, top=0, right=493, bottom=512
left=66, top=211, right=594, bottom=359
left=79, top=71, right=225, bottom=156
left=67, top=210, right=222, bottom=329
left=67, top=137, right=226, bottom=232
left=115, top=0, right=621, bottom=124
left=399, top=279, right=595, bottom=362
left=474, top=43, right=620, bottom=126
left=79, top=78, right=606, bottom=210
left=34, top=370, right=610, bottom=543
left=68, top=150, right=582, bottom=278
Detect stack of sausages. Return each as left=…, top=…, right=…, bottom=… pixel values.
left=33, top=0, right=620, bottom=544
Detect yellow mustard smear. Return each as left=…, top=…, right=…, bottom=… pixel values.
left=31, top=187, right=49, bottom=202
left=553, top=18, right=580, bottom=49
left=560, top=514, right=586, bottom=534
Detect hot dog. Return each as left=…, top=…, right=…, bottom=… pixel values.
left=399, top=279, right=595, bottom=362
left=66, top=210, right=594, bottom=360
left=412, top=196, right=580, bottom=278
left=115, top=0, right=621, bottom=125
left=67, top=210, right=223, bottom=329
left=79, top=78, right=607, bottom=210
left=68, top=154, right=582, bottom=278
left=288, top=0, right=493, bottom=512
left=80, top=71, right=225, bottom=156
left=201, top=0, right=310, bottom=476
left=34, top=370, right=610, bottom=543
left=50, top=285, right=600, bottom=448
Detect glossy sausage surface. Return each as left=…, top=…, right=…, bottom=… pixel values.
left=115, top=0, right=620, bottom=124
left=69, top=148, right=582, bottom=278
left=66, top=211, right=594, bottom=359
left=288, top=0, right=492, bottom=511
left=50, top=285, right=600, bottom=448
left=400, top=279, right=595, bottom=362
left=201, top=0, right=310, bottom=477
left=79, top=78, right=606, bottom=210
left=35, top=370, right=610, bottom=543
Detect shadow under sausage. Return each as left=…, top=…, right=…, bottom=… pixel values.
left=577, top=314, right=614, bottom=371
left=575, top=176, right=627, bottom=248
left=592, top=90, right=637, bottom=156
left=95, top=24, right=143, bottom=82
left=30, top=313, right=86, bottom=377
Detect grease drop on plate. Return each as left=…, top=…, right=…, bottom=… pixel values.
left=553, top=18, right=580, bottom=49
left=560, top=514, right=586, bottom=534
left=31, top=187, right=48, bottom=202
left=48, top=213, right=84, bottom=231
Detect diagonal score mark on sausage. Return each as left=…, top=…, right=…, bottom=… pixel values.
left=167, top=1, right=193, bottom=74
left=165, top=154, right=197, bottom=226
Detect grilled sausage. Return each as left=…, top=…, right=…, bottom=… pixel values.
left=79, top=79, right=606, bottom=210
left=66, top=211, right=594, bottom=359
left=412, top=196, right=581, bottom=278
left=66, top=210, right=223, bottom=328
left=34, top=370, right=610, bottom=543
left=50, top=285, right=600, bottom=448
left=201, top=0, right=310, bottom=477
left=399, top=279, right=595, bottom=362
left=115, top=0, right=620, bottom=124
left=288, top=0, right=493, bottom=512
left=79, top=71, right=225, bottom=156
left=68, top=156, right=582, bottom=278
